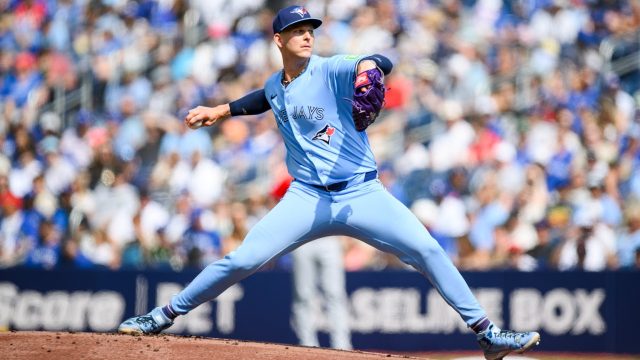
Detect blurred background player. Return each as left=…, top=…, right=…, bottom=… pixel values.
left=291, top=236, right=352, bottom=350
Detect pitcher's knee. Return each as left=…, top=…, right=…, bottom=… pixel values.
left=227, top=254, right=262, bottom=274
left=413, top=240, right=447, bottom=261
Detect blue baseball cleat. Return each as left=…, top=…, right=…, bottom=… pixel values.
left=477, top=324, right=540, bottom=360
left=118, top=307, right=174, bottom=335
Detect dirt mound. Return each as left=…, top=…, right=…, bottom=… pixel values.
left=1, top=331, right=428, bottom=360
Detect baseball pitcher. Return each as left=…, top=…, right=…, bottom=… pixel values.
left=118, top=6, right=540, bottom=360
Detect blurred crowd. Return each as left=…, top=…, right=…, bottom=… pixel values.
left=1, top=0, right=640, bottom=272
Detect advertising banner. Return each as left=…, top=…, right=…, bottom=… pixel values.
left=0, top=269, right=637, bottom=353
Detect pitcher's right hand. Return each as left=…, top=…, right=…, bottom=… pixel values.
left=184, top=104, right=231, bottom=129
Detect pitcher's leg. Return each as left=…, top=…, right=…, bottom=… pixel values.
left=341, top=181, right=485, bottom=325
left=171, top=184, right=330, bottom=314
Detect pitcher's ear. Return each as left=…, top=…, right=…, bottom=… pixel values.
left=274, top=33, right=283, bottom=48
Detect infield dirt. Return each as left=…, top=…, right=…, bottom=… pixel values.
left=1, top=331, right=427, bottom=360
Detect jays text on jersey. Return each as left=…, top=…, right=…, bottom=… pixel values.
left=265, top=54, right=377, bottom=187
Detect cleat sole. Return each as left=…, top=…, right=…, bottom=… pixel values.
left=118, top=327, right=144, bottom=335
left=516, top=332, right=541, bottom=354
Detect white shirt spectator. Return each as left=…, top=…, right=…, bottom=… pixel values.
left=495, top=141, right=526, bottom=195
left=0, top=210, right=24, bottom=267
left=558, top=223, right=616, bottom=271
left=615, top=88, right=637, bottom=130
left=395, top=141, right=430, bottom=176
left=107, top=211, right=136, bottom=247
left=434, top=195, right=470, bottom=238
left=529, top=7, right=554, bottom=45
left=192, top=0, right=264, bottom=30
left=92, top=180, right=140, bottom=230
left=0, top=154, right=10, bottom=176
left=79, top=232, right=116, bottom=267
left=60, top=127, right=93, bottom=169
left=170, top=155, right=227, bottom=208
left=70, top=189, right=97, bottom=223
left=165, top=213, right=189, bottom=245
left=44, top=153, right=76, bottom=195
left=526, top=119, right=558, bottom=165
left=140, top=199, right=170, bottom=248
left=554, top=6, right=588, bottom=45
left=429, top=115, right=475, bottom=172
left=8, top=155, right=42, bottom=197
left=511, top=220, right=539, bottom=252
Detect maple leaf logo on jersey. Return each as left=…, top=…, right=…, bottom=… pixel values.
left=312, top=124, right=335, bottom=144
left=290, top=7, right=308, bottom=18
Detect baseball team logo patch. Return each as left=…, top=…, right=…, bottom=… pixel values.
left=290, top=7, right=308, bottom=18
left=312, top=124, right=335, bottom=144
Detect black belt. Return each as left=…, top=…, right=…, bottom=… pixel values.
left=305, top=170, right=378, bottom=192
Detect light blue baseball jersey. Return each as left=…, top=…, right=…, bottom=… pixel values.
left=264, top=54, right=377, bottom=186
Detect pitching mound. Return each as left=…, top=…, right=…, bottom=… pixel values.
left=1, top=331, right=428, bottom=360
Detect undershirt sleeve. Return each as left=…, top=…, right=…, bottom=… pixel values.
left=361, top=54, right=393, bottom=75
left=229, top=89, right=271, bottom=116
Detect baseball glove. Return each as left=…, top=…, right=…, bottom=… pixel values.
left=351, top=68, right=386, bottom=132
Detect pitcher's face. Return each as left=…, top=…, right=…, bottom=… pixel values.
left=275, top=23, right=315, bottom=59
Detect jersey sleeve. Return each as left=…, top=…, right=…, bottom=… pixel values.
left=325, top=54, right=365, bottom=99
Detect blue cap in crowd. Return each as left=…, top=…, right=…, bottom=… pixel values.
left=272, top=5, right=322, bottom=33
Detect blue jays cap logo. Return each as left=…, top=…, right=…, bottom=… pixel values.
left=312, top=124, right=335, bottom=144
left=290, top=7, right=308, bottom=18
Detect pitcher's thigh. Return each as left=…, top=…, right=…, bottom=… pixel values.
left=344, top=186, right=443, bottom=266
left=231, top=187, right=331, bottom=270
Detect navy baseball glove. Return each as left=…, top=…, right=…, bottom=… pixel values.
left=351, top=68, right=386, bottom=132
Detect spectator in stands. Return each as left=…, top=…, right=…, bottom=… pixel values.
left=617, top=200, right=640, bottom=269
left=24, top=219, right=61, bottom=269
left=557, top=206, right=618, bottom=271
left=465, top=173, right=512, bottom=270
left=179, top=208, right=222, bottom=269
left=0, top=190, right=27, bottom=267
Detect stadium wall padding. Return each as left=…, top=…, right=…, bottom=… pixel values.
left=0, top=269, right=637, bottom=354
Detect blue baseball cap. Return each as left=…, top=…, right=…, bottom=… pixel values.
left=272, top=5, right=322, bottom=33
